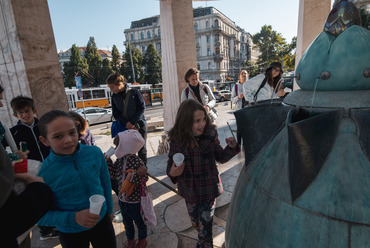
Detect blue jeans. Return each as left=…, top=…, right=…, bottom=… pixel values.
left=119, top=201, right=147, bottom=240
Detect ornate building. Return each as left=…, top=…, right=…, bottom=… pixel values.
left=124, top=7, right=258, bottom=82
left=351, top=0, right=370, bottom=11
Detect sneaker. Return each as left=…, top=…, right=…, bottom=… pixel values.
left=40, top=230, right=59, bottom=241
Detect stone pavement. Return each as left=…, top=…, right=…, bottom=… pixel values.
left=30, top=102, right=245, bottom=248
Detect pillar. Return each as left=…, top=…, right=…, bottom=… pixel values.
left=160, top=0, right=197, bottom=131
left=0, top=0, right=67, bottom=127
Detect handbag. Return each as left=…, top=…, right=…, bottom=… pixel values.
left=140, top=178, right=157, bottom=230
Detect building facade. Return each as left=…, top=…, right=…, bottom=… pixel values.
left=124, top=7, right=258, bottom=82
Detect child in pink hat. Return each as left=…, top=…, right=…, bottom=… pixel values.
left=106, top=130, right=148, bottom=248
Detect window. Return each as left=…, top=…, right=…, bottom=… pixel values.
left=92, top=90, right=105, bottom=99
left=196, top=48, right=200, bottom=57
left=194, top=23, right=198, bottom=31
left=208, top=62, right=211, bottom=70
left=197, top=63, right=200, bottom=70
left=207, top=36, right=210, bottom=43
left=214, top=20, right=218, bottom=27
left=142, top=46, right=146, bottom=53
left=85, top=109, right=96, bottom=114
left=206, top=21, right=209, bottom=29
left=207, top=48, right=211, bottom=56
left=131, top=34, right=134, bottom=40
left=215, top=47, right=220, bottom=55
left=147, top=31, right=151, bottom=38
left=158, top=29, right=161, bottom=37
left=141, top=32, right=144, bottom=39
left=83, top=91, right=92, bottom=100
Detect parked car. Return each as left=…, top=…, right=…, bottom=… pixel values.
left=74, top=107, right=113, bottom=125
left=213, top=90, right=232, bottom=102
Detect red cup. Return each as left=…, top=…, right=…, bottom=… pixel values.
left=14, top=159, right=28, bottom=173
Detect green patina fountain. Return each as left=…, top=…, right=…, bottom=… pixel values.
left=226, top=1, right=370, bottom=247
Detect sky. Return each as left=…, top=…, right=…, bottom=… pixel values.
left=47, top=0, right=300, bottom=53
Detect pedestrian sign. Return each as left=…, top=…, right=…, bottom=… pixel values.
left=75, top=76, right=82, bottom=89
left=78, top=89, right=83, bottom=98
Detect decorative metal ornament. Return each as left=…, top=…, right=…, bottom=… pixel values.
left=324, top=0, right=362, bottom=36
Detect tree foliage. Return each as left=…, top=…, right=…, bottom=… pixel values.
left=85, top=37, right=102, bottom=86
left=252, top=25, right=296, bottom=71
left=120, top=44, right=144, bottom=83
left=100, top=58, right=114, bottom=84
left=142, top=43, right=162, bottom=86
left=111, top=45, right=121, bottom=72
left=62, top=44, right=89, bottom=87
left=243, top=60, right=260, bottom=78
left=360, top=7, right=370, bottom=30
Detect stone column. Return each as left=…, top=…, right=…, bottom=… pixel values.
left=160, top=0, right=197, bottom=132
left=295, top=0, right=332, bottom=74
left=0, top=0, right=67, bottom=127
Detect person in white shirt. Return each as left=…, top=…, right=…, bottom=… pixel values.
left=231, top=70, right=249, bottom=111
left=243, top=62, right=285, bottom=104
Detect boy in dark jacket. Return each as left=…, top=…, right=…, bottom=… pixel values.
left=4, top=96, right=50, bottom=162
left=8, top=96, right=57, bottom=240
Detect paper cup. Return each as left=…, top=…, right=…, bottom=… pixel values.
left=105, top=146, right=115, bottom=157
left=89, top=194, right=105, bottom=214
left=173, top=153, right=184, bottom=167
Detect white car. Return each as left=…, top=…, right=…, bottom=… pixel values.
left=74, top=107, right=113, bottom=125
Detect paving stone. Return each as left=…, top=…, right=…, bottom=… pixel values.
left=165, top=199, right=192, bottom=232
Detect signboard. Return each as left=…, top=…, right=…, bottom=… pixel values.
left=75, top=76, right=82, bottom=89
left=78, top=89, right=83, bottom=98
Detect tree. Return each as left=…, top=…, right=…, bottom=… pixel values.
left=62, top=44, right=89, bottom=87
left=111, top=45, right=121, bottom=72
left=142, top=43, right=162, bottom=86
left=252, top=25, right=292, bottom=71
left=85, top=37, right=102, bottom=86
left=100, top=58, right=114, bottom=84
left=120, top=44, right=144, bottom=84
left=243, top=61, right=260, bottom=78
left=360, top=7, right=370, bottom=30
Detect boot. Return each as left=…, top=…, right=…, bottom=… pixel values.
left=125, top=239, right=136, bottom=248
left=136, top=238, right=147, bottom=248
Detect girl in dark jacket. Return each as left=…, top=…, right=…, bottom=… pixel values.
left=166, top=99, right=240, bottom=248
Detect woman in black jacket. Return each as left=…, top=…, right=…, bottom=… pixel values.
left=106, top=73, right=147, bottom=165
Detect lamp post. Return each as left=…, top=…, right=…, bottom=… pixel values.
left=124, top=37, right=136, bottom=84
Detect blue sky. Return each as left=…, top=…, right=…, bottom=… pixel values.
left=47, top=0, right=299, bottom=53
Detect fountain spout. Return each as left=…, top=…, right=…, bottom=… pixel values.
left=318, top=71, right=330, bottom=80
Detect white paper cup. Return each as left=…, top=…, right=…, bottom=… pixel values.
left=173, top=153, right=184, bottom=167
left=105, top=146, right=115, bottom=157
left=89, top=194, right=105, bottom=214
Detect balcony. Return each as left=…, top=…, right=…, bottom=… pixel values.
left=213, top=53, right=224, bottom=62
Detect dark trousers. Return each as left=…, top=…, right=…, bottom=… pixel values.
left=185, top=199, right=215, bottom=248
left=119, top=201, right=147, bottom=240
left=58, top=214, right=116, bottom=248
left=0, top=182, right=53, bottom=248
left=138, top=125, right=147, bottom=165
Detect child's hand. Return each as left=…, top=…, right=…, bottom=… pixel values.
left=169, top=162, right=185, bottom=177
left=126, top=172, right=133, bottom=181
left=14, top=173, right=44, bottom=184
left=75, top=209, right=100, bottom=228
left=15, top=150, right=29, bottom=159
left=104, top=154, right=112, bottom=162
left=137, top=166, right=147, bottom=176
left=226, top=137, right=237, bottom=148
